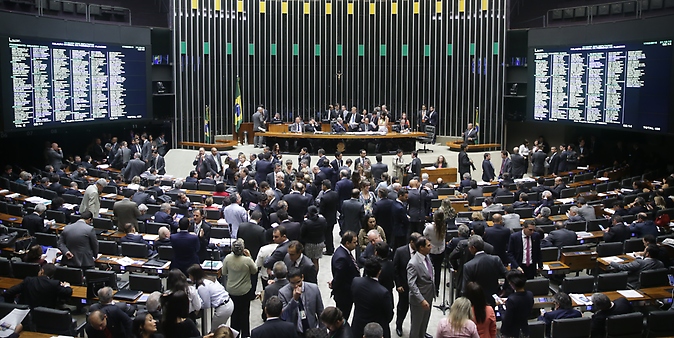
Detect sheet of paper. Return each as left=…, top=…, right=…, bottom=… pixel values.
left=569, top=293, right=592, bottom=305
left=98, top=208, right=109, bottom=214
left=102, top=193, right=117, bottom=198
left=0, top=189, right=9, bottom=194
left=97, top=164, right=110, bottom=169
left=602, top=256, right=625, bottom=263
left=542, top=264, right=551, bottom=271
left=114, top=257, right=136, bottom=266
left=143, top=234, right=159, bottom=241
left=0, top=308, right=30, bottom=338
left=617, top=290, right=643, bottom=298
left=45, top=247, right=60, bottom=263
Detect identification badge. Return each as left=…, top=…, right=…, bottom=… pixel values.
left=300, top=310, right=307, bottom=320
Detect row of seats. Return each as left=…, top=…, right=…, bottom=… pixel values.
left=528, top=310, right=674, bottom=338
left=0, top=302, right=86, bottom=337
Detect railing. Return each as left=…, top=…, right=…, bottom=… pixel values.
left=6, top=0, right=131, bottom=25
left=545, top=0, right=643, bottom=27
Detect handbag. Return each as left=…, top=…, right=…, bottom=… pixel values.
left=0, top=231, right=17, bottom=248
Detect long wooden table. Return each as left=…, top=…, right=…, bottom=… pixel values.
left=421, top=167, right=457, bottom=184
left=263, top=131, right=425, bottom=154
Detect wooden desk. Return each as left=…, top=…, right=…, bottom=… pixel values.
left=264, top=131, right=425, bottom=154
left=0, top=212, right=23, bottom=225
left=560, top=251, right=597, bottom=272
left=596, top=255, right=635, bottom=271
left=542, top=261, right=571, bottom=275
left=421, top=167, right=458, bottom=184
left=584, top=290, right=651, bottom=304
left=567, top=179, right=602, bottom=189
left=640, top=286, right=674, bottom=300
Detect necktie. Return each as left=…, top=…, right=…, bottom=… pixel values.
left=425, top=256, right=433, bottom=278
left=350, top=252, right=358, bottom=267
left=526, top=236, right=531, bottom=266
left=350, top=113, right=355, bottom=125
left=298, top=297, right=311, bottom=332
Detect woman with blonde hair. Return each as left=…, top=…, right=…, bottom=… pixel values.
left=438, top=197, right=458, bottom=229
left=436, top=297, right=479, bottom=338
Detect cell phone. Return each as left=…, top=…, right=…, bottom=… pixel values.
left=668, top=274, right=674, bottom=286
left=586, top=305, right=592, bottom=311
left=538, top=297, right=548, bottom=302
left=492, top=294, right=500, bottom=304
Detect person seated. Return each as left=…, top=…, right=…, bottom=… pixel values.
left=51, top=197, right=72, bottom=223
left=21, top=203, right=49, bottom=236
left=358, top=117, right=376, bottom=132
left=629, top=212, right=659, bottom=238
left=140, top=168, right=158, bottom=182
left=1, top=263, right=72, bottom=309
left=154, top=226, right=172, bottom=252
left=502, top=206, right=521, bottom=230
left=48, top=174, right=66, bottom=196
left=185, top=171, right=199, bottom=183
left=481, top=198, right=503, bottom=220
left=15, top=171, right=32, bottom=186
left=154, top=203, right=178, bottom=231
left=512, top=193, right=531, bottom=209
left=132, top=311, right=161, bottom=338
left=590, top=293, right=633, bottom=338
left=513, top=183, right=530, bottom=200
left=132, top=186, right=156, bottom=206
left=175, top=193, right=192, bottom=210
left=534, top=191, right=555, bottom=216
left=551, top=177, right=567, bottom=199
left=305, top=118, right=320, bottom=132
left=332, top=118, right=347, bottom=133
left=86, top=307, right=133, bottom=338
left=541, top=221, right=577, bottom=249
left=399, top=113, right=411, bottom=132
left=23, top=245, right=48, bottom=265
left=63, top=181, right=83, bottom=196
left=603, top=215, right=630, bottom=243
left=201, top=172, right=217, bottom=185
left=564, top=206, right=585, bottom=224
left=609, top=244, right=664, bottom=284
left=435, top=178, right=449, bottom=189
left=120, top=223, right=155, bottom=257
left=69, top=165, right=88, bottom=181
left=271, top=112, right=283, bottom=124
left=626, top=197, right=649, bottom=215
left=492, top=182, right=512, bottom=197
left=90, top=286, right=137, bottom=318
left=537, top=292, right=581, bottom=337
left=434, top=155, right=448, bottom=168
left=289, top=116, right=305, bottom=133
left=458, top=173, right=472, bottom=192
left=137, top=204, right=153, bottom=222
left=466, top=180, right=484, bottom=206
left=534, top=207, right=553, bottom=225
left=500, top=172, right=514, bottom=187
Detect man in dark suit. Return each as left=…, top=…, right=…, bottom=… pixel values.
left=47, top=175, right=66, bottom=195
left=458, top=144, right=475, bottom=178
left=341, top=189, right=365, bottom=235
left=466, top=181, right=483, bottom=206
left=547, top=146, right=560, bottom=176
left=264, top=226, right=291, bottom=270
left=557, top=144, right=568, bottom=173
left=463, top=235, right=507, bottom=306
left=122, top=153, right=146, bottom=182
left=238, top=211, right=267, bottom=260
left=282, top=182, right=313, bottom=225
left=482, top=153, right=496, bottom=182
left=392, top=232, right=421, bottom=337
left=332, top=118, right=347, bottom=133
left=284, top=241, right=318, bottom=284
left=170, top=217, right=200, bottom=274
left=391, top=189, right=410, bottom=249
left=371, top=154, right=389, bottom=184
left=154, top=203, right=178, bottom=231
left=330, top=231, right=360, bottom=321
left=192, top=148, right=209, bottom=179
left=507, top=220, right=543, bottom=279
left=86, top=308, right=133, bottom=338
left=335, top=170, right=354, bottom=214
left=499, top=150, right=512, bottom=179
left=537, top=292, right=582, bottom=337
left=541, top=222, right=577, bottom=249
left=21, top=204, right=48, bottom=236
left=113, top=197, right=140, bottom=230
left=462, top=123, right=478, bottom=145
left=590, top=294, right=633, bottom=338
left=448, top=225, right=495, bottom=294
left=352, top=259, right=394, bottom=338
left=373, top=188, right=395, bottom=245
left=531, top=148, right=547, bottom=177
left=278, top=209, right=302, bottom=241
left=252, top=296, right=298, bottom=338
left=409, top=151, right=421, bottom=181
left=119, top=222, right=155, bottom=257
left=191, top=209, right=212, bottom=261
left=550, top=177, right=567, bottom=199
left=255, top=153, right=275, bottom=184
left=603, top=215, right=631, bottom=243
left=510, top=147, right=527, bottom=179
left=609, top=244, right=665, bottom=283
left=149, top=151, right=166, bottom=175
left=427, top=106, right=438, bottom=143
left=57, top=211, right=98, bottom=270
left=2, top=263, right=73, bottom=308
left=206, top=147, right=225, bottom=177
left=63, top=181, right=83, bottom=196
left=345, top=107, right=363, bottom=132
left=406, top=180, right=426, bottom=235
left=298, top=147, right=311, bottom=167
left=131, top=186, right=156, bottom=206
left=318, top=180, right=339, bottom=254
left=483, top=213, right=511, bottom=266
left=629, top=212, right=660, bottom=238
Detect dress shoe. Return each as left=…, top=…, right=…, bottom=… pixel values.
left=425, top=334, right=433, bottom=338
left=396, top=328, right=402, bottom=337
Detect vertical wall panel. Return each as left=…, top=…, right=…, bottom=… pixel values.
left=173, top=0, right=506, bottom=145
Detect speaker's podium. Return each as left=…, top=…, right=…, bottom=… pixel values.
left=421, top=167, right=458, bottom=184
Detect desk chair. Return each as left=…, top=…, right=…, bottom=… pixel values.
left=129, top=274, right=162, bottom=293
left=11, top=261, right=40, bottom=279
left=565, top=221, right=587, bottom=232
left=198, top=183, right=216, bottom=191
left=417, top=125, right=435, bottom=153
left=8, top=227, right=29, bottom=238
left=637, top=268, right=670, bottom=288
left=145, top=222, right=166, bottom=235
left=596, top=271, right=628, bottom=292
left=514, top=208, right=534, bottom=219
left=121, top=242, right=150, bottom=258
left=187, top=194, right=204, bottom=203
left=6, top=204, right=23, bottom=217
left=157, top=246, right=174, bottom=260
left=551, top=317, right=592, bottom=338
left=524, top=278, right=550, bottom=296
left=539, top=225, right=555, bottom=234
left=205, top=209, right=221, bottom=220
left=560, top=188, right=577, bottom=199
left=35, top=233, right=59, bottom=248
left=482, top=185, right=498, bottom=194
left=529, top=321, right=546, bottom=338
left=596, top=242, right=623, bottom=257
left=42, top=189, right=58, bottom=200
left=606, top=312, right=643, bottom=338
left=494, top=195, right=515, bottom=205
left=100, top=199, right=115, bottom=209
left=93, top=217, right=115, bottom=230
left=561, top=275, right=595, bottom=294
left=98, top=240, right=119, bottom=256
left=437, top=187, right=455, bottom=195
left=646, top=311, right=674, bottom=338
left=45, top=210, right=66, bottom=224
left=0, top=258, right=12, bottom=277
left=623, top=238, right=644, bottom=254
left=54, top=266, right=84, bottom=286
left=211, top=227, right=231, bottom=239
left=541, top=247, right=559, bottom=262
left=182, top=181, right=198, bottom=190
left=61, top=194, right=81, bottom=204
left=587, top=218, right=609, bottom=232
left=595, top=183, right=608, bottom=193
left=31, top=306, right=86, bottom=336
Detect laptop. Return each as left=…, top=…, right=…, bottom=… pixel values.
left=113, top=289, right=143, bottom=301
left=143, top=258, right=169, bottom=268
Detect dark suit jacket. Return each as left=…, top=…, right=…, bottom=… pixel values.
left=190, top=221, right=211, bottom=261
left=153, top=211, right=177, bottom=231
left=407, top=189, right=426, bottom=223
left=482, top=160, right=496, bottom=182
left=48, top=182, right=66, bottom=195
left=591, top=297, right=633, bottom=338
left=629, top=220, right=659, bottom=238
left=284, top=254, right=318, bottom=284
left=255, top=160, right=274, bottom=184
left=123, top=158, right=146, bottom=182
left=170, top=231, right=200, bottom=274
left=538, top=308, right=582, bottom=337
left=463, top=252, right=508, bottom=306
left=251, top=318, right=298, bottom=338
left=372, top=198, right=394, bottom=239
left=318, top=190, right=339, bottom=229
left=467, top=188, right=484, bottom=206
left=264, top=240, right=290, bottom=269
left=409, top=157, right=421, bottom=178
left=237, top=221, right=267, bottom=259
left=541, top=228, right=577, bottom=249
left=603, top=223, right=631, bottom=243
left=63, top=188, right=83, bottom=197
left=531, top=151, right=547, bottom=176
left=283, top=193, right=312, bottom=224
left=335, top=178, right=354, bottom=211
left=510, top=154, right=527, bottom=178
left=21, top=213, right=48, bottom=236
left=458, top=151, right=473, bottom=176
left=548, top=152, right=560, bottom=175
left=392, top=245, right=413, bottom=291
left=331, top=246, right=360, bottom=295
left=85, top=302, right=133, bottom=338
left=484, top=224, right=511, bottom=265
left=280, top=220, right=302, bottom=241
left=508, top=231, right=543, bottom=269
left=341, top=198, right=365, bottom=234
left=371, top=162, right=388, bottom=183
left=57, top=220, right=99, bottom=268
left=131, top=192, right=155, bottom=206
left=351, top=277, right=394, bottom=338
left=391, top=200, right=410, bottom=238
left=3, top=275, right=73, bottom=308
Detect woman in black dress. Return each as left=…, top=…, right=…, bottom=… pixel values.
left=160, top=290, right=200, bottom=338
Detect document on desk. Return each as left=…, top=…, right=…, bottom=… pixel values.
left=569, top=293, right=592, bottom=305
left=0, top=308, right=29, bottom=338
left=617, top=290, right=643, bottom=298
left=114, top=256, right=136, bottom=266
left=102, top=193, right=117, bottom=198
left=556, top=198, right=576, bottom=204
left=602, top=256, right=625, bottom=263
left=576, top=231, right=593, bottom=238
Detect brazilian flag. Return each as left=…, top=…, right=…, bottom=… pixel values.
left=234, top=78, right=242, bottom=132
left=204, top=105, right=211, bottom=143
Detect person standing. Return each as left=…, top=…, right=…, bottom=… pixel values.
left=407, top=236, right=435, bottom=338
left=80, top=179, right=107, bottom=218
left=223, top=238, right=258, bottom=337
left=57, top=211, right=98, bottom=270
left=278, top=268, right=325, bottom=335
left=253, top=107, right=266, bottom=148
left=481, top=153, right=495, bottom=182
left=330, top=231, right=360, bottom=321
left=351, top=259, right=394, bottom=338
left=423, top=212, right=446, bottom=296
left=458, top=144, right=475, bottom=178
left=531, top=147, right=547, bottom=177
left=318, top=180, right=339, bottom=255
left=499, top=271, right=534, bottom=338
left=507, top=221, right=542, bottom=279
left=252, top=296, right=298, bottom=338
left=392, top=232, right=421, bottom=337
left=170, top=218, right=200, bottom=275
left=427, top=106, right=438, bottom=143
left=187, top=264, right=234, bottom=333
left=417, top=105, right=428, bottom=132
left=435, top=297, right=480, bottom=338
left=46, top=142, right=64, bottom=170
left=462, top=123, right=478, bottom=145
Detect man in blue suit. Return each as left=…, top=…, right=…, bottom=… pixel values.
left=251, top=296, right=298, bottom=338
left=507, top=220, right=543, bottom=279
left=352, top=259, right=394, bottom=338
left=169, top=217, right=200, bottom=275
left=334, top=170, right=354, bottom=234
left=537, top=292, right=581, bottom=337
left=373, top=188, right=395, bottom=246
left=391, top=189, right=410, bottom=249
left=629, top=212, right=660, bottom=238
left=330, top=231, right=360, bottom=321
left=255, top=153, right=274, bottom=184
left=483, top=214, right=512, bottom=266
left=154, top=203, right=178, bottom=232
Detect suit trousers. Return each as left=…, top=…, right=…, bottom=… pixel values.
left=333, top=289, right=353, bottom=322
left=429, top=252, right=444, bottom=294
left=230, top=293, right=252, bottom=337
left=254, top=133, right=264, bottom=147
left=409, top=300, right=431, bottom=338
left=410, top=222, right=425, bottom=237
left=395, top=290, right=410, bottom=330
left=324, top=222, right=335, bottom=254
left=521, top=264, right=537, bottom=280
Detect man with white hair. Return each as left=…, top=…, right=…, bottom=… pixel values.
left=80, top=179, right=107, bottom=217
left=22, top=203, right=48, bottom=236
left=153, top=226, right=172, bottom=251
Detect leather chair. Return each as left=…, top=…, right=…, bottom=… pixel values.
left=596, top=272, right=628, bottom=292
left=646, top=311, right=674, bottom=338
left=551, top=317, right=592, bottom=338
left=606, top=312, right=644, bottom=338
left=31, top=306, right=86, bottom=336
left=561, top=275, right=595, bottom=294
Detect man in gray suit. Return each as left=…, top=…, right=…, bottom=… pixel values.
left=115, top=141, right=132, bottom=169
left=149, top=151, right=166, bottom=175
left=463, top=235, right=508, bottom=306
left=58, top=211, right=99, bottom=269
left=576, top=197, right=597, bottom=221
left=46, top=142, right=64, bottom=170
left=371, top=154, right=388, bottom=184
left=80, top=179, right=107, bottom=218
left=609, top=244, right=665, bottom=284
left=113, top=197, right=141, bottom=229
left=140, top=134, right=153, bottom=162
left=253, top=107, right=266, bottom=148
left=262, top=261, right=290, bottom=311
left=541, top=222, right=578, bottom=249
left=407, top=236, right=434, bottom=338
left=341, top=189, right=365, bottom=235
left=278, top=267, right=325, bottom=334
left=122, top=153, right=146, bottom=182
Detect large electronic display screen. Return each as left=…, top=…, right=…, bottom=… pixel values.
left=529, top=40, right=673, bottom=133
left=0, top=36, right=150, bottom=131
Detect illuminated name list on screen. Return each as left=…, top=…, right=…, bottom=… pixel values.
left=532, top=40, right=672, bottom=132
left=7, top=37, right=147, bottom=129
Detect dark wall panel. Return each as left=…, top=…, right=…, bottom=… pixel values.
left=173, top=0, right=507, bottom=145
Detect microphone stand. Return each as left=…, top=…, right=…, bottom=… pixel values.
left=434, top=253, right=453, bottom=314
